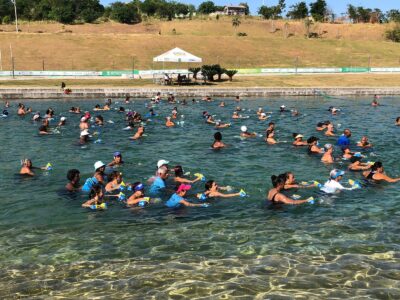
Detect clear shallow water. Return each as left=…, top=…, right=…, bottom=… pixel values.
left=0, top=96, right=399, bottom=298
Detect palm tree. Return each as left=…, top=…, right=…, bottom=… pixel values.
left=232, top=16, right=241, bottom=35
left=225, top=69, right=238, bottom=81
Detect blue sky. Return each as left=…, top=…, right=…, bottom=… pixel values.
left=100, top=0, right=399, bottom=15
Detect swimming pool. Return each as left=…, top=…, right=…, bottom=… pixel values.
left=0, top=96, right=399, bottom=298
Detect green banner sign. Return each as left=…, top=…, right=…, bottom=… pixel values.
left=341, top=67, right=370, bottom=73
left=101, top=70, right=136, bottom=76
left=238, top=68, right=262, bottom=74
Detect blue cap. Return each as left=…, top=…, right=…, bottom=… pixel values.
left=113, top=151, right=121, bottom=157
left=330, top=169, right=345, bottom=179
left=134, top=183, right=144, bottom=191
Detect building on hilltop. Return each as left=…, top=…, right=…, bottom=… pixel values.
left=212, top=5, right=247, bottom=16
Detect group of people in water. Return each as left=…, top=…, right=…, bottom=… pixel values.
left=6, top=93, right=400, bottom=210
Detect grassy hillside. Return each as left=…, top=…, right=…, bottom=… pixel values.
left=0, top=18, right=399, bottom=71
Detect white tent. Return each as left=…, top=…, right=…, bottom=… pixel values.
left=153, top=47, right=202, bottom=63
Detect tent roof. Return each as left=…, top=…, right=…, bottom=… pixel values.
left=153, top=47, right=202, bottom=63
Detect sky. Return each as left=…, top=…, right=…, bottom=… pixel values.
left=100, top=0, right=399, bottom=15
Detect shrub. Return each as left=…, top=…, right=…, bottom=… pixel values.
left=2, top=15, right=11, bottom=24
left=237, top=32, right=247, bottom=36
left=225, top=69, right=238, bottom=81
left=188, top=67, right=201, bottom=79
left=109, top=2, right=141, bottom=24
left=386, top=26, right=400, bottom=42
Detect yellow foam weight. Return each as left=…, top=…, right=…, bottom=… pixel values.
left=142, top=197, right=151, bottom=202
left=313, top=181, right=321, bottom=186
left=194, top=173, right=204, bottom=178
left=348, top=179, right=355, bottom=186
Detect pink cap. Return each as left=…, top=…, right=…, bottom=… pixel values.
left=177, top=184, right=191, bottom=193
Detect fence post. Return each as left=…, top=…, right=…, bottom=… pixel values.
left=295, top=56, right=299, bottom=75
left=42, top=59, right=45, bottom=71
left=12, top=57, right=15, bottom=79
left=131, top=56, right=135, bottom=79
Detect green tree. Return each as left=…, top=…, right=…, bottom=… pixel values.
left=198, top=1, right=216, bottom=14
left=309, top=0, right=327, bottom=22
left=386, top=25, right=400, bottom=42
left=140, top=0, right=161, bottom=16
left=109, top=1, right=141, bottom=24
left=224, top=69, right=238, bottom=81
left=0, top=0, right=13, bottom=20
left=239, top=2, right=249, bottom=15
left=347, top=4, right=358, bottom=23
left=48, top=0, right=75, bottom=24
left=387, top=10, right=400, bottom=23
left=287, top=1, right=308, bottom=19
left=232, top=16, right=241, bottom=33
left=258, top=0, right=285, bottom=20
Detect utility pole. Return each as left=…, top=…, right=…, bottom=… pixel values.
left=11, top=0, right=19, bottom=33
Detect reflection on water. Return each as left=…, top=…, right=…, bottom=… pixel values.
left=0, top=97, right=399, bottom=298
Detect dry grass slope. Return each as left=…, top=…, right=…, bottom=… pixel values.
left=0, top=18, right=399, bottom=71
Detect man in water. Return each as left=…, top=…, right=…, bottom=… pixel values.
left=337, top=129, right=351, bottom=148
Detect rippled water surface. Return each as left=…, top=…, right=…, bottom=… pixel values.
left=0, top=96, right=399, bottom=298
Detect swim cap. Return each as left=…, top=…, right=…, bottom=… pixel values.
left=324, top=143, right=333, bottom=150
left=330, top=169, right=345, bottom=179
left=60, top=117, right=66, bottom=121
left=241, top=126, right=247, bottom=132
left=94, top=161, right=105, bottom=170
left=157, top=159, right=169, bottom=168
left=80, top=117, right=87, bottom=122
left=295, top=134, right=303, bottom=139
left=113, top=151, right=122, bottom=157
left=134, top=183, right=144, bottom=191
left=177, top=184, right=191, bottom=193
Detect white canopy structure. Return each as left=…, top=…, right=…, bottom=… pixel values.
left=153, top=47, right=202, bottom=63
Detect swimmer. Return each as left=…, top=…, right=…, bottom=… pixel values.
left=257, top=107, right=263, bottom=116
left=149, top=167, right=169, bottom=196
left=82, top=184, right=105, bottom=208
left=118, top=107, right=125, bottom=113
left=103, top=103, right=111, bottom=111
left=363, top=162, right=400, bottom=183
left=331, top=108, right=339, bottom=115
left=2, top=109, right=9, bottom=117
left=348, top=154, right=371, bottom=171
left=130, top=124, right=144, bottom=140
left=79, top=117, right=89, bottom=131
left=5, top=101, right=10, bottom=108
left=321, top=144, right=334, bottom=163
left=258, top=113, right=268, bottom=121
left=44, top=108, right=54, bottom=119
left=342, top=147, right=354, bottom=160
left=266, top=122, right=275, bottom=133
left=219, top=101, right=225, bottom=107
left=212, top=132, right=226, bottom=149
left=58, top=117, right=66, bottom=127
left=127, top=182, right=148, bottom=206
left=19, top=159, right=47, bottom=176
left=39, top=122, right=50, bottom=135
left=292, top=134, right=308, bottom=146
left=316, top=121, right=329, bottom=131
left=307, top=136, right=324, bottom=154
left=396, top=117, right=400, bottom=126
left=283, top=172, right=311, bottom=189
left=66, top=169, right=81, bottom=192
left=171, top=107, right=178, bottom=119
left=93, top=161, right=107, bottom=185
left=291, top=109, right=299, bottom=117
left=337, top=129, right=352, bottom=148
left=32, top=112, right=41, bottom=122
left=166, top=184, right=207, bottom=208
left=108, top=152, right=124, bottom=167
left=320, top=169, right=356, bottom=193
left=371, top=95, right=380, bottom=106
left=166, top=117, right=175, bottom=127
left=95, top=115, right=104, bottom=126
left=235, top=95, right=240, bottom=102
left=125, top=96, right=130, bottom=104
left=265, top=129, right=277, bottom=144
left=79, top=129, right=90, bottom=144
left=173, top=165, right=201, bottom=184
left=17, top=104, right=29, bottom=116
left=232, top=111, right=241, bottom=119
left=206, top=115, right=216, bottom=124
left=357, top=136, right=373, bottom=148
left=202, top=180, right=241, bottom=198
left=325, top=122, right=335, bottom=137
left=240, top=126, right=257, bottom=138
left=215, top=122, right=230, bottom=129
left=235, top=106, right=242, bottom=112
left=267, top=174, right=312, bottom=205
left=105, top=171, right=123, bottom=192
left=93, top=104, right=102, bottom=111
left=279, top=105, right=287, bottom=113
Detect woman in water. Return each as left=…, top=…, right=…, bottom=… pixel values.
left=79, top=117, right=89, bottom=131
left=202, top=180, right=241, bottom=199
left=82, top=184, right=105, bottom=208
left=363, top=162, right=400, bottom=183
left=93, top=161, right=107, bottom=185
left=66, top=169, right=81, bottom=192
left=283, top=172, right=312, bottom=190
left=321, top=144, right=334, bottom=163
left=108, top=152, right=124, bottom=167
left=325, top=122, right=335, bottom=137
left=320, top=169, right=357, bottom=194
left=95, top=115, right=104, bottom=126
left=212, top=132, right=226, bottom=149
left=166, top=117, right=175, bottom=127
left=130, top=125, right=145, bottom=140
left=79, top=130, right=90, bottom=144
left=105, top=171, right=123, bottom=192
left=267, top=174, right=312, bottom=205
left=166, top=184, right=206, bottom=208
left=348, top=155, right=371, bottom=171
left=292, top=134, right=308, bottom=146
left=265, top=129, right=277, bottom=144
left=173, top=165, right=201, bottom=184
left=240, top=126, right=257, bottom=138
left=127, top=182, right=149, bottom=207
left=19, top=159, right=47, bottom=176
left=307, top=136, right=324, bottom=154
left=342, top=146, right=353, bottom=160
left=258, top=113, right=269, bottom=121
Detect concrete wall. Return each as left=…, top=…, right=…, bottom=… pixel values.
left=1, top=87, right=400, bottom=99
